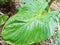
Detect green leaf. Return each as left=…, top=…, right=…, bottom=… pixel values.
left=0, top=15, right=8, bottom=26
left=2, top=11, right=58, bottom=45
left=16, top=0, right=51, bottom=15
left=2, top=0, right=59, bottom=45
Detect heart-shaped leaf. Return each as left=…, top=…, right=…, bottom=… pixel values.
left=2, top=0, right=59, bottom=45
left=2, top=11, right=58, bottom=45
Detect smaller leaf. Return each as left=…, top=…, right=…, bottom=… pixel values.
left=0, top=15, right=8, bottom=26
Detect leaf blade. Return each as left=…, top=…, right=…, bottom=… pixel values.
left=2, top=11, right=58, bottom=45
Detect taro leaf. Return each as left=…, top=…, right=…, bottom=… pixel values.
left=2, top=11, right=58, bottom=45
left=2, top=0, right=59, bottom=45
left=0, top=15, right=8, bottom=26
